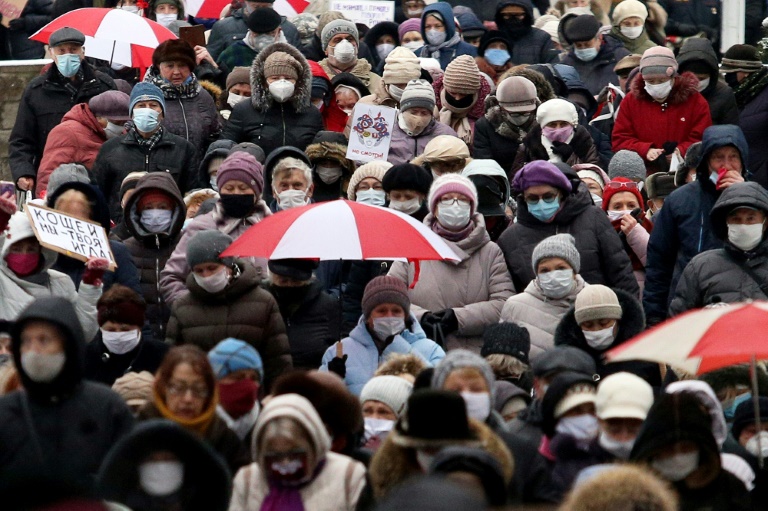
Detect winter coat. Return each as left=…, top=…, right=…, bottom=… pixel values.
left=216, top=41, right=256, bottom=73
left=93, top=128, right=199, bottom=222
left=433, top=73, right=491, bottom=148
left=676, top=38, right=739, bottom=126
left=643, top=124, right=748, bottom=324
left=265, top=281, right=341, bottom=370
left=206, top=8, right=301, bottom=60
left=319, top=315, right=445, bottom=395
left=501, top=275, right=587, bottom=359
left=472, top=106, right=528, bottom=175
left=498, top=183, right=639, bottom=296
left=0, top=296, right=134, bottom=494
left=318, top=58, right=381, bottom=93
left=159, top=200, right=271, bottom=305
left=549, top=434, right=616, bottom=499
left=388, top=215, right=515, bottom=352
left=122, top=173, right=186, bottom=339
left=357, top=78, right=399, bottom=110
left=670, top=182, right=768, bottom=315
left=166, top=261, right=292, bottom=391
left=9, top=62, right=115, bottom=183
left=3, top=0, right=51, bottom=59
left=36, top=103, right=106, bottom=197
left=416, top=3, right=478, bottom=69
left=554, top=287, right=662, bottom=386
left=662, top=0, right=721, bottom=46
left=97, top=421, right=232, bottom=511
left=735, top=79, right=768, bottom=189
left=0, top=213, right=101, bottom=340
left=444, top=0, right=497, bottom=21
left=512, top=123, right=600, bottom=173
left=612, top=72, right=712, bottom=168
left=83, top=330, right=169, bottom=386
left=495, top=0, right=558, bottom=65
left=607, top=27, right=656, bottom=55
left=221, top=42, right=324, bottom=159
left=561, top=37, right=630, bottom=96
left=387, top=118, right=458, bottom=166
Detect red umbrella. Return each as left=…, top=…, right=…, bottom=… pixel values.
left=30, top=8, right=176, bottom=68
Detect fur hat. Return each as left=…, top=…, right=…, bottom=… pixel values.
left=574, top=285, right=623, bottom=324
left=400, top=79, right=436, bottom=112
left=208, top=338, right=263, bottom=382
left=321, top=18, right=359, bottom=49
left=481, top=323, right=530, bottom=365
left=216, top=152, right=264, bottom=196
left=129, top=82, right=166, bottom=115
left=382, top=163, right=432, bottom=195
left=595, top=372, right=654, bottom=420
left=612, top=0, right=648, bottom=24
left=428, top=173, right=478, bottom=215
left=532, top=233, right=581, bottom=273
left=639, top=46, right=678, bottom=78
left=361, top=276, right=410, bottom=318
left=536, top=98, right=578, bottom=128
left=347, top=161, right=393, bottom=201
left=186, top=230, right=233, bottom=268
left=608, top=150, right=646, bottom=181
left=97, top=292, right=146, bottom=328
left=152, top=39, right=196, bottom=71
left=360, top=375, right=413, bottom=418
left=392, top=389, right=479, bottom=448
left=263, top=51, right=301, bottom=81
left=383, top=46, right=422, bottom=85
left=645, top=172, right=676, bottom=200
left=443, top=55, right=481, bottom=95
left=432, top=349, right=497, bottom=400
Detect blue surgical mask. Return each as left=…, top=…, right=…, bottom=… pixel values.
left=133, top=108, right=160, bottom=133
left=574, top=47, right=598, bottom=62
left=56, top=54, right=82, bottom=78
left=485, top=49, right=511, bottom=67
left=527, top=197, right=560, bottom=222
left=709, top=171, right=719, bottom=186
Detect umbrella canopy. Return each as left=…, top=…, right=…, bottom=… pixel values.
left=605, top=302, right=768, bottom=375
left=220, top=199, right=459, bottom=263
left=30, top=8, right=176, bottom=68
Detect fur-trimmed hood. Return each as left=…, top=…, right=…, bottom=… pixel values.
left=629, top=71, right=701, bottom=105
left=368, top=418, right=514, bottom=500
left=200, top=79, right=222, bottom=103
left=305, top=141, right=355, bottom=175
left=250, top=42, right=312, bottom=113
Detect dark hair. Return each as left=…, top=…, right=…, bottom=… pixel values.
left=155, top=345, right=216, bottom=409
left=97, top=284, right=146, bottom=310
left=97, top=284, right=147, bottom=327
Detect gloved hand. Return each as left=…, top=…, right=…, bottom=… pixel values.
left=0, top=191, right=17, bottom=232
left=662, top=141, right=678, bottom=155
left=82, top=257, right=109, bottom=286
left=433, top=309, right=459, bottom=335
left=551, top=141, right=574, bottom=161
left=8, top=18, right=25, bottom=31
left=328, top=355, right=348, bottom=378
left=420, top=312, right=444, bottom=346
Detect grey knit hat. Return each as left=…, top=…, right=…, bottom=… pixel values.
left=400, top=79, right=436, bottom=112
left=321, top=18, right=358, bottom=50
left=360, top=375, right=413, bottom=418
left=531, top=234, right=581, bottom=273
left=432, top=349, right=496, bottom=401
left=47, top=163, right=90, bottom=198
left=574, top=285, right=623, bottom=324
left=608, top=150, right=646, bottom=181
left=186, top=230, right=234, bottom=269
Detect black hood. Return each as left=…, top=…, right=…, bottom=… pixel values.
left=495, top=0, right=533, bottom=25
left=198, top=139, right=236, bottom=187
left=709, top=181, right=768, bottom=240
left=262, top=145, right=311, bottom=204
left=46, top=181, right=112, bottom=234
left=363, top=21, right=400, bottom=67
left=11, top=297, right=86, bottom=401
left=96, top=419, right=232, bottom=511
left=124, top=172, right=186, bottom=244
left=676, top=38, right=719, bottom=94
left=695, top=125, right=750, bottom=192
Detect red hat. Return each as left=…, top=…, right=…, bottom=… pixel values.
left=137, top=189, right=174, bottom=211
left=602, top=177, right=644, bottom=212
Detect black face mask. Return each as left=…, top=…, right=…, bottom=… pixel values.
left=500, top=17, right=529, bottom=36
left=445, top=91, right=475, bottom=109
left=220, top=194, right=255, bottom=218
left=270, top=284, right=311, bottom=304
left=724, top=72, right=740, bottom=89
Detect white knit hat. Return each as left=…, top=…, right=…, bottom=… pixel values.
left=360, top=375, right=413, bottom=418
left=536, top=98, right=578, bottom=128
left=612, top=0, right=648, bottom=24
left=382, top=46, right=422, bottom=85
left=347, top=161, right=393, bottom=200
left=574, top=285, right=623, bottom=324
left=596, top=372, right=654, bottom=420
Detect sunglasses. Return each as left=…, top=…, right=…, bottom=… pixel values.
left=606, top=181, right=639, bottom=191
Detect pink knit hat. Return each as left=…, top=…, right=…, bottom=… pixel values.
left=398, top=18, right=422, bottom=41
left=427, top=173, right=478, bottom=215
left=216, top=152, right=265, bottom=196
left=639, top=46, right=678, bottom=78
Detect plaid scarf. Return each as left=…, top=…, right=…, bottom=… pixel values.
left=133, top=126, right=164, bottom=151
left=145, top=66, right=200, bottom=100
left=734, top=67, right=768, bottom=109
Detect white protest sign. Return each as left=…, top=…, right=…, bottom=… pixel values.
left=25, top=204, right=117, bottom=270
left=328, top=0, right=394, bottom=28
left=346, top=103, right=397, bottom=163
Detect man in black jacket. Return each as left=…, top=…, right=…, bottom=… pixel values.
left=8, top=27, right=115, bottom=196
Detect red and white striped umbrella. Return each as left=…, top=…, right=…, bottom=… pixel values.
left=220, top=200, right=458, bottom=284
left=606, top=301, right=768, bottom=375
left=30, top=8, right=177, bottom=68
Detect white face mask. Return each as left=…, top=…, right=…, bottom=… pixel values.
left=696, top=77, right=711, bottom=92
left=746, top=431, right=768, bottom=458
left=590, top=193, right=603, bottom=207
left=652, top=450, right=699, bottom=481
left=105, top=122, right=124, bottom=139
left=101, top=329, right=141, bottom=355
left=403, top=41, right=423, bottom=51
left=461, top=391, right=491, bottom=421
left=620, top=25, right=643, bottom=40
left=193, top=267, right=230, bottom=294
left=315, top=165, right=343, bottom=184
left=582, top=326, right=615, bottom=350
left=607, top=209, right=628, bottom=222
left=565, top=6, right=592, bottom=15
left=269, top=79, right=295, bottom=103
left=155, top=13, right=177, bottom=27
left=210, top=176, right=219, bottom=191
left=388, top=84, right=405, bottom=101
left=141, top=208, right=173, bottom=233
left=644, top=80, right=673, bottom=100
left=376, top=43, right=395, bottom=61
left=437, top=201, right=472, bottom=230
left=21, top=352, right=66, bottom=383
left=598, top=431, right=634, bottom=460
left=556, top=414, right=599, bottom=441
left=332, top=39, right=357, bottom=65
left=356, top=189, right=386, bottom=206
left=728, top=222, right=764, bottom=251
left=364, top=417, right=395, bottom=442
left=426, top=29, right=446, bottom=46
left=372, top=316, right=405, bottom=339
left=277, top=189, right=308, bottom=210
left=389, top=197, right=422, bottom=215
left=139, top=460, right=184, bottom=496
left=537, top=269, right=575, bottom=299
left=227, top=92, right=247, bottom=108
left=121, top=5, right=140, bottom=14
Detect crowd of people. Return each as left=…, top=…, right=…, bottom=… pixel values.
left=2, top=0, right=768, bottom=510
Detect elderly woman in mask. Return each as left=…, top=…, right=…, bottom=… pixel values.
left=415, top=2, right=477, bottom=70
left=347, top=161, right=393, bottom=207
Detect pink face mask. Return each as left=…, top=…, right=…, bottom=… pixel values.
left=543, top=125, right=574, bottom=143
left=6, top=252, right=40, bottom=277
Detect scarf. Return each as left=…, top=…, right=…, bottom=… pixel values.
left=133, top=126, right=164, bottom=151
left=439, top=89, right=475, bottom=145
left=260, top=460, right=326, bottom=511
left=734, top=67, right=768, bottom=109
left=422, top=31, right=462, bottom=60
left=486, top=104, right=529, bottom=142
left=153, top=386, right=218, bottom=436
left=429, top=214, right=474, bottom=242
left=145, top=66, right=201, bottom=100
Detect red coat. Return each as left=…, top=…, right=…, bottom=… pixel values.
left=308, top=60, right=346, bottom=133
left=612, top=72, right=711, bottom=169
left=37, top=103, right=107, bottom=197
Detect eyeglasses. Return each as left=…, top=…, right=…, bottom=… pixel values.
left=524, top=193, right=559, bottom=205
left=606, top=181, right=639, bottom=191
left=166, top=381, right=210, bottom=399
left=439, top=197, right=471, bottom=206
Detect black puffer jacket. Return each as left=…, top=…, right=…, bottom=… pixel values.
left=9, top=61, right=115, bottom=183
left=3, top=0, right=52, bottom=59
left=495, top=0, right=558, bottom=65
left=670, top=182, right=768, bottom=315
left=676, top=38, right=739, bottom=126
left=512, top=124, right=600, bottom=174
left=0, top=297, right=134, bottom=496
left=472, top=98, right=531, bottom=176
left=83, top=330, right=169, bottom=386
left=94, top=127, right=199, bottom=221
left=122, top=173, right=186, bottom=339
left=220, top=42, right=324, bottom=159
left=497, top=178, right=638, bottom=295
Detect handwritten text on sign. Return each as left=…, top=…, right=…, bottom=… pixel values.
left=328, top=0, right=394, bottom=28
left=25, top=204, right=117, bottom=269
left=346, top=103, right=397, bottom=163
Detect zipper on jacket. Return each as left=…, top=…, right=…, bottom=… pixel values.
left=144, top=152, right=150, bottom=172
left=179, top=98, right=189, bottom=141
left=281, top=104, right=286, bottom=146
left=154, top=234, right=164, bottom=337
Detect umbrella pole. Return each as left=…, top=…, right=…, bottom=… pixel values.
left=337, top=258, right=343, bottom=341
left=751, top=354, right=763, bottom=469
left=109, top=40, right=116, bottom=66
